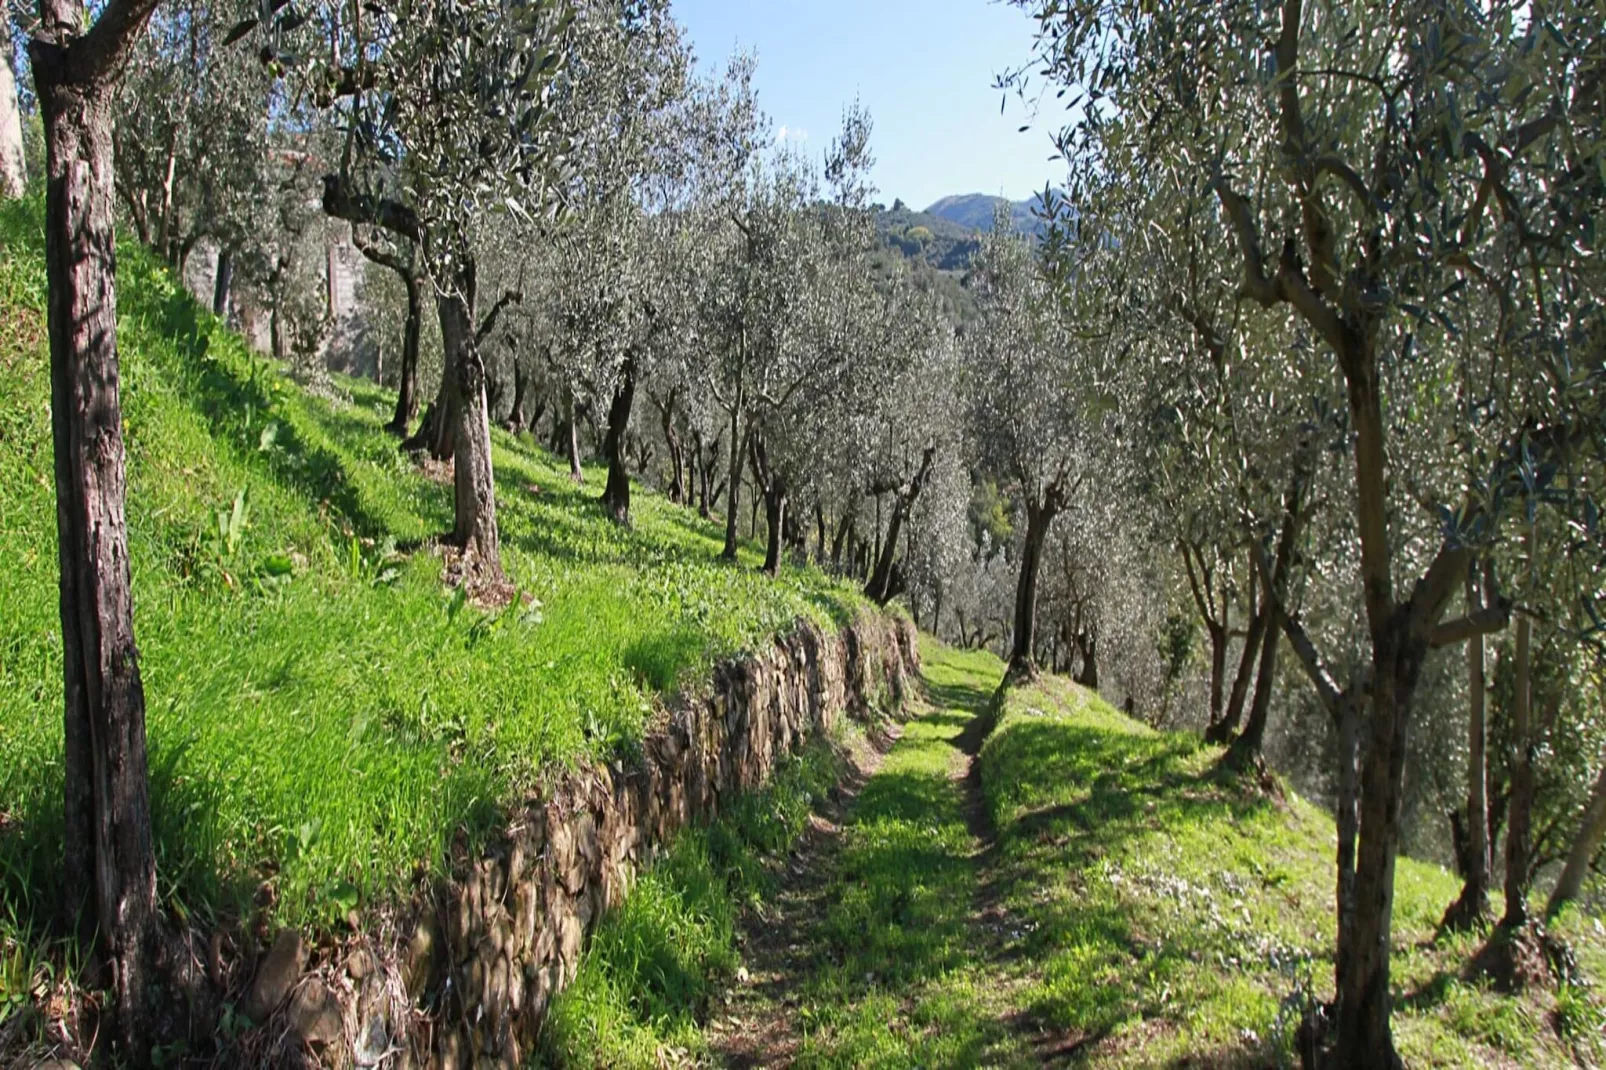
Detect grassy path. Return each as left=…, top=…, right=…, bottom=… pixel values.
left=703, top=642, right=1039, bottom=1068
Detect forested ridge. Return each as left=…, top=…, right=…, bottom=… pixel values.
left=1, top=0, right=1604, bottom=1066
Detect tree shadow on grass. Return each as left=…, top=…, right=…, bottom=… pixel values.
left=140, top=290, right=404, bottom=542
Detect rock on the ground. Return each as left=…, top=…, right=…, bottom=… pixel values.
left=288, top=979, right=345, bottom=1047
left=244, top=929, right=307, bottom=1023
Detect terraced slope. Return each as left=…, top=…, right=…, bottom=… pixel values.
left=544, top=641, right=1606, bottom=1068
left=0, top=197, right=863, bottom=952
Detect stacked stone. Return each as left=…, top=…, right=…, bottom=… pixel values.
left=245, top=613, right=918, bottom=1069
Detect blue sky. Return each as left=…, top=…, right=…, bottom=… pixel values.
left=671, top=0, right=1061, bottom=211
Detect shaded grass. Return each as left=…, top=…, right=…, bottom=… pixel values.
left=0, top=194, right=865, bottom=966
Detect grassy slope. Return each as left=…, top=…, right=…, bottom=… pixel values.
left=0, top=196, right=863, bottom=950
left=547, top=641, right=1606, bottom=1068
left=980, top=672, right=1606, bottom=1068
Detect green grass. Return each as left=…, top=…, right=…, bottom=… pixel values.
left=978, top=671, right=1606, bottom=1068
left=0, top=193, right=865, bottom=961
left=541, top=734, right=853, bottom=1067
left=555, top=641, right=1606, bottom=1068
left=774, top=641, right=1020, bottom=1069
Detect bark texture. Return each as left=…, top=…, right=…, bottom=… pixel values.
left=437, top=278, right=501, bottom=575
left=599, top=356, right=636, bottom=525
left=32, top=0, right=165, bottom=1055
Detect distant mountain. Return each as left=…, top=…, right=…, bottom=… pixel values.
left=866, top=194, right=1049, bottom=322
left=924, top=194, right=1045, bottom=237
left=874, top=201, right=982, bottom=274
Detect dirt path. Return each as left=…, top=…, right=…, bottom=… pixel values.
left=703, top=645, right=1036, bottom=1069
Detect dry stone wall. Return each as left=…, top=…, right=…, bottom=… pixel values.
left=249, top=610, right=918, bottom=1069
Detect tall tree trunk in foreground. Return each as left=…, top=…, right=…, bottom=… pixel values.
left=436, top=270, right=501, bottom=575
left=600, top=355, right=636, bottom=525
left=32, top=0, right=164, bottom=1055
left=1443, top=568, right=1492, bottom=929
left=1548, top=758, right=1606, bottom=919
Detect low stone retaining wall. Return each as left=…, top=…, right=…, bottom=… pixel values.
left=247, top=611, right=918, bottom=1069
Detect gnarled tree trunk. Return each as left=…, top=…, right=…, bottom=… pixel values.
left=1008, top=488, right=1062, bottom=673
left=437, top=271, right=500, bottom=575
left=32, top=0, right=164, bottom=1056
left=599, top=355, right=636, bottom=525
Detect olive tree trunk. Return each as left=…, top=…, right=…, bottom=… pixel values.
left=211, top=246, right=233, bottom=319
left=1443, top=569, right=1492, bottom=929
left=389, top=272, right=422, bottom=435
left=1547, top=758, right=1606, bottom=919
left=1501, top=613, right=1536, bottom=929
left=600, top=355, right=636, bottom=525
left=32, top=0, right=165, bottom=1055
left=1207, top=608, right=1266, bottom=744
left=721, top=399, right=743, bottom=560
left=437, top=275, right=500, bottom=575
left=1008, top=489, right=1062, bottom=673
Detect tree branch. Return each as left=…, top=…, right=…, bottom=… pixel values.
left=1430, top=604, right=1512, bottom=648
left=69, top=0, right=164, bottom=84
left=351, top=228, right=415, bottom=278
left=1211, top=180, right=1280, bottom=307
left=476, top=290, right=524, bottom=344
left=322, top=175, right=422, bottom=244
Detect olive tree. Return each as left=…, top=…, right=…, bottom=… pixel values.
left=1014, top=0, right=1606, bottom=1060
left=25, top=0, right=168, bottom=1053
left=253, top=0, right=579, bottom=580
left=964, top=214, right=1106, bottom=673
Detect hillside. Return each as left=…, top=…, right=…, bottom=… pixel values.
left=542, top=642, right=1606, bottom=1068
left=925, top=193, right=1046, bottom=237
left=0, top=194, right=867, bottom=958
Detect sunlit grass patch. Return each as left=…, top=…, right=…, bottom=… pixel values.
left=0, top=197, right=866, bottom=947
left=978, top=672, right=1603, bottom=1068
